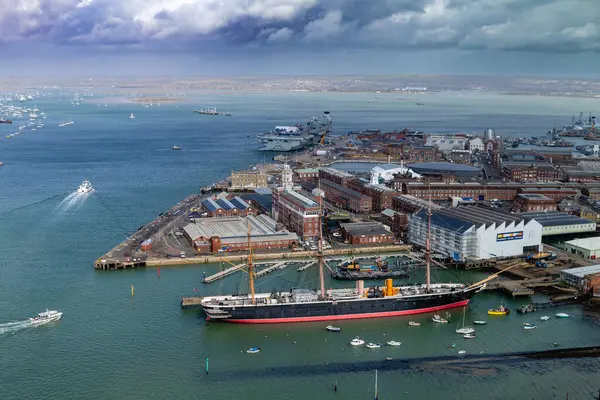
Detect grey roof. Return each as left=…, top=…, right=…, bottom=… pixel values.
left=375, top=163, right=403, bottom=171
left=503, top=161, right=556, bottom=171
left=240, top=194, right=273, bottom=211
left=282, top=189, right=318, bottom=208
left=216, top=198, right=236, bottom=210
left=341, top=222, right=390, bottom=236
left=381, top=208, right=398, bottom=218
left=517, top=193, right=553, bottom=201
left=519, top=211, right=595, bottom=227
left=565, top=237, right=600, bottom=251
left=417, top=204, right=524, bottom=232
left=184, top=215, right=287, bottom=240
left=254, top=187, right=272, bottom=195
left=561, top=264, right=600, bottom=278
left=321, top=179, right=370, bottom=200
left=407, top=162, right=481, bottom=173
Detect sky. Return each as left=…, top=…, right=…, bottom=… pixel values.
left=0, top=0, right=599, bottom=77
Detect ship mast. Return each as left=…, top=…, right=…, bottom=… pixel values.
left=318, top=184, right=326, bottom=299
left=247, top=219, right=255, bottom=304
left=425, top=182, right=432, bottom=292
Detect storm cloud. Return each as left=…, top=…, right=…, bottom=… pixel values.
left=0, top=0, right=599, bottom=53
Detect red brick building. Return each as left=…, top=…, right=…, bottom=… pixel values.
left=502, top=161, right=561, bottom=183
left=320, top=179, right=372, bottom=213
left=513, top=193, right=556, bottom=212
left=340, top=222, right=395, bottom=245
left=201, top=196, right=257, bottom=218
left=318, top=167, right=353, bottom=185
left=346, top=178, right=398, bottom=211
left=294, top=168, right=319, bottom=184
left=517, top=187, right=577, bottom=202
left=272, top=189, right=321, bottom=241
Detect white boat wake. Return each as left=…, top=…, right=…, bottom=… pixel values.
left=1, top=311, right=62, bottom=335
left=55, top=190, right=92, bottom=213
left=0, top=320, right=36, bottom=335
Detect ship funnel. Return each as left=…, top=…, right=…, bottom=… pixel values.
left=385, top=279, right=393, bottom=296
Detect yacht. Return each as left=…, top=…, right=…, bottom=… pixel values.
left=77, top=180, right=94, bottom=194
left=29, top=310, right=62, bottom=325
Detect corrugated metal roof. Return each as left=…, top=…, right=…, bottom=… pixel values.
left=230, top=196, right=250, bottom=210
left=216, top=198, right=236, bottom=210
left=565, top=237, right=600, bottom=251
left=519, top=211, right=595, bottom=227
left=561, top=264, right=600, bottom=278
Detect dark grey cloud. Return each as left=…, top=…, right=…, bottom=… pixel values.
left=0, top=0, right=598, bottom=53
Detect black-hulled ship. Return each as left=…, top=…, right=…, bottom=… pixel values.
left=331, top=257, right=412, bottom=281
left=198, top=198, right=496, bottom=324
left=0, top=117, right=12, bottom=124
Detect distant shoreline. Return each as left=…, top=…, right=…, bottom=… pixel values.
left=502, top=92, right=600, bottom=99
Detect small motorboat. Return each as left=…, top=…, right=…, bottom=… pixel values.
left=386, top=341, right=402, bottom=346
left=325, top=325, right=341, bottom=332
left=408, top=321, right=421, bottom=327
left=488, top=305, right=510, bottom=316
left=555, top=313, right=570, bottom=318
left=77, top=180, right=93, bottom=194
left=29, top=310, right=63, bottom=325
left=350, top=338, right=365, bottom=346
left=432, top=314, right=448, bottom=323
left=172, top=145, right=182, bottom=150
left=366, top=343, right=381, bottom=349
left=458, top=350, right=467, bottom=355
left=463, top=333, right=476, bottom=339
left=246, top=347, right=261, bottom=354
left=473, top=320, right=487, bottom=325
left=540, top=316, right=550, bottom=321
left=523, top=323, right=537, bottom=330
left=129, top=113, right=135, bottom=119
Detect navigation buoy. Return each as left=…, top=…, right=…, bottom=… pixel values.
left=131, top=284, right=134, bottom=297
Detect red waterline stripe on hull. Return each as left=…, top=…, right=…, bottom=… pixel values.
left=225, top=299, right=470, bottom=324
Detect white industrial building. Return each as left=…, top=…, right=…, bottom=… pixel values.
left=468, top=137, right=485, bottom=153
left=408, top=205, right=542, bottom=261
left=370, top=162, right=421, bottom=184
left=519, top=211, right=596, bottom=236
left=560, top=265, right=600, bottom=289
left=564, top=237, right=600, bottom=259
left=425, top=135, right=469, bottom=153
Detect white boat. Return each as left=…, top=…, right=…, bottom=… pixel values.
left=350, top=338, right=365, bottom=346
left=77, top=180, right=94, bottom=194
left=432, top=314, right=448, bottom=323
left=540, top=316, right=550, bottom=321
left=386, top=341, right=402, bottom=346
left=29, top=309, right=62, bottom=325
left=246, top=347, right=260, bottom=354
left=555, top=313, right=570, bottom=318
left=523, top=323, right=537, bottom=330
left=473, top=320, right=487, bottom=325
left=325, top=325, right=340, bottom=332
left=172, top=145, right=182, bottom=151
left=458, top=350, right=467, bottom=355
left=463, top=333, right=476, bottom=339
left=456, top=307, right=475, bottom=334
left=129, top=113, right=135, bottom=119
left=366, top=343, right=381, bottom=349
left=408, top=321, right=421, bottom=326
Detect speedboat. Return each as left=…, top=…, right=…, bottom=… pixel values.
left=523, top=323, right=537, bottom=330
left=172, top=145, right=182, bottom=150
left=366, top=343, right=381, bottom=349
left=556, top=313, right=570, bottom=318
left=77, top=180, right=93, bottom=194
left=29, top=310, right=62, bottom=325
left=386, top=341, right=402, bottom=346
left=473, top=320, right=487, bottom=325
left=350, top=338, right=365, bottom=346
left=432, top=314, right=448, bottom=323
left=456, top=327, right=475, bottom=334
left=408, top=321, right=421, bottom=326
left=325, top=325, right=341, bottom=332
left=246, top=347, right=261, bottom=354
left=540, top=316, right=550, bottom=321
left=458, top=350, right=467, bottom=355
left=463, top=333, right=476, bottom=339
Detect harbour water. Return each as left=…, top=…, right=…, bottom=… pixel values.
left=1, top=91, right=600, bottom=399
